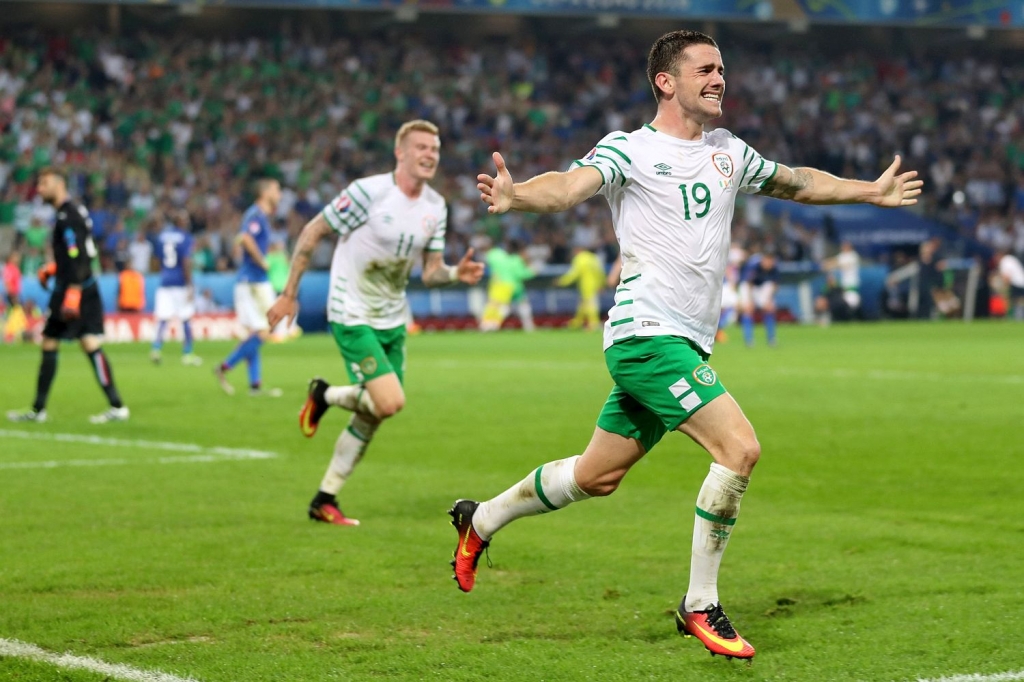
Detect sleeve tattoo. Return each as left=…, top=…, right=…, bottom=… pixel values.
left=759, top=167, right=814, bottom=200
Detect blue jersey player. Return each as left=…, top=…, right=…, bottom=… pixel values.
left=215, top=178, right=282, bottom=397
left=151, top=210, right=201, bottom=366
left=739, top=250, right=779, bottom=347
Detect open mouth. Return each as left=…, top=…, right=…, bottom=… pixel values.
left=701, top=93, right=722, bottom=102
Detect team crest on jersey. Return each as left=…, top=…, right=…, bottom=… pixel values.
left=334, top=194, right=352, bottom=213
left=422, top=216, right=438, bottom=235
left=360, top=356, right=378, bottom=376
left=248, top=221, right=261, bottom=234
left=693, top=364, right=717, bottom=386
left=711, top=153, right=734, bottom=178
left=585, top=148, right=598, bottom=161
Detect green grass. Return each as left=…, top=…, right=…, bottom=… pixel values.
left=1, top=323, right=1022, bottom=681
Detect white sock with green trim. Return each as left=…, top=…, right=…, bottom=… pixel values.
left=324, top=385, right=377, bottom=417
left=685, top=462, right=750, bottom=612
left=471, top=455, right=590, bottom=540
left=318, top=414, right=380, bottom=495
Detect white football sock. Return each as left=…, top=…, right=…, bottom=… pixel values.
left=318, top=414, right=380, bottom=495
left=515, top=301, right=535, bottom=332
left=685, top=462, right=749, bottom=613
left=472, top=455, right=590, bottom=540
left=324, top=384, right=377, bottom=417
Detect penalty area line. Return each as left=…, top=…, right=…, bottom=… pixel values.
left=916, top=671, right=1024, bottom=682
left=0, top=638, right=202, bottom=682
left=0, top=429, right=278, bottom=469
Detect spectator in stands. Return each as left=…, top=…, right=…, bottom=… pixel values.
left=0, top=28, right=1019, bottom=277
left=3, top=250, right=21, bottom=308
left=128, top=226, right=154, bottom=274
left=820, top=241, right=862, bottom=316
left=195, top=288, right=226, bottom=315
left=917, top=239, right=946, bottom=320
left=117, top=262, right=146, bottom=313
left=994, top=247, right=1024, bottom=320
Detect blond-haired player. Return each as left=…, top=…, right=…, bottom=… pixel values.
left=450, top=30, right=922, bottom=659
left=268, top=120, right=483, bottom=526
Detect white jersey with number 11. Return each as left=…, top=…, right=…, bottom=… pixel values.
left=321, top=172, right=447, bottom=330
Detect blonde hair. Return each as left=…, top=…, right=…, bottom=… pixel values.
left=395, top=120, right=440, bottom=149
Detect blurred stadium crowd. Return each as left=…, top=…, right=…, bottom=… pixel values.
left=0, top=29, right=1022, bottom=289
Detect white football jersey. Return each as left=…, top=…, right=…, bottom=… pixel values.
left=574, top=125, right=777, bottom=353
left=321, top=173, right=447, bottom=329
left=836, top=250, right=861, bottom=290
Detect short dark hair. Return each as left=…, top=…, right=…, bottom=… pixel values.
left=37, top=166, right=67, bottom=184
left=254, top=177, right=279, bottom=198
left=647, top=30, right=719, bottom=101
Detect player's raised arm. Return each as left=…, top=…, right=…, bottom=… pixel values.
left=478, top=151, right=603, bottom=215
left=267, top=213, right=332, bottom=327
left=421, top=249, right=484, bottom=287
left=758, top=155, right=923, bottom=207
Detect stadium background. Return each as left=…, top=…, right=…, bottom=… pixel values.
left=1, top=2, right=1023, bottom=681
left=1, top=0, right=1023, bottom=334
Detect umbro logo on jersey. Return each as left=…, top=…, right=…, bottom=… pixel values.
left=654, top=163, right=672, bottom=176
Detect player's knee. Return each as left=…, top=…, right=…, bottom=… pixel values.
left=577, top=469, right=624, bottom=497
left=733, top=436, right=761, bottom=474
left=374, top=395, right=405, bottom=419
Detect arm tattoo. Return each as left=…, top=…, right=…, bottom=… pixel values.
left=760, top=167, right=814, bottom=200
left=282, top=216, right=329, bottom=297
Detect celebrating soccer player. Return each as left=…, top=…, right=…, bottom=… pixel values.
left=451, top=30, right=923, bottom=659
left=215, top=178, right=282, bottom=397
left=7, top=168, right=129, bottom=424
left=151, top=209, right=202, bottom=366
left=267, top=120, right=484, bottom=526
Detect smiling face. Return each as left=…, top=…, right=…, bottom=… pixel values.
left=656, top=44, right=726, bottom=124
left=395, top=130, right=441, bottom=183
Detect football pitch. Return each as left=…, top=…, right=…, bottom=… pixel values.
left=1, top=323, right=1022, bottom=682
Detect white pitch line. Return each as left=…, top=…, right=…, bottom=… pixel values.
left=0, top=429, right=278, bottom=469
left=0, top=638, right=202, bottom=682
left=917, top=672, right=1024, bottom=682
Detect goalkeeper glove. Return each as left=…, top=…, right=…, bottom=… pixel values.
left=62, top=285, right=82, bottom=319
left=37, top=262, right=57, bottom=288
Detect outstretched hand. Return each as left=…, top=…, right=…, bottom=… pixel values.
left=477, top=152, right=515, bottom=214
left=267, top=295, right=297, bottom=329
left=455, top=248, right=485, bottom=285
left=874, top=155, right=924, bottom=208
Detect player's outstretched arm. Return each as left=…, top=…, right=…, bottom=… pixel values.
left=759, top=156, right=923, bottom=207
left=478, top=152, right=603, bottom=215
left=421, top=249, right=485, bottom=287
left=267, top=213, right=332, bottom=327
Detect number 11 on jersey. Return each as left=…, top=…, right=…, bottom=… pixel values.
left=395, top=233, right=415, bottom=258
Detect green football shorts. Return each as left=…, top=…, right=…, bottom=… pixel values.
left=597, top=335, right=727, bottom=453
left=329, top=323, right=407, bottom=385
